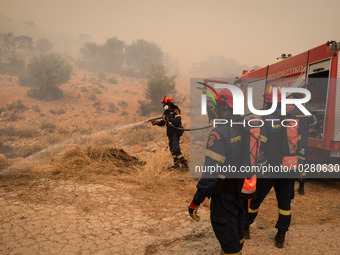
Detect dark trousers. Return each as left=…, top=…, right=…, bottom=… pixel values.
left=245, top=178, right=294, bottom=232
left=168, top=132, right=184, bottom=165
left=210, top=194, right=245, bottom=254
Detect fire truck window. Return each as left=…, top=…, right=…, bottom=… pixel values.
left=306, top=71, right=329, bottom=139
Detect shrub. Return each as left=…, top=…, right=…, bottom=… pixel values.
left=0, top=126, right=38, bottom=138
left=138, top=64, right=176, bottom=115
left=97, top=72, right=106, bottom=80
left=49, top=109, right=57, bottom=114
left=107, top=77, right=118, bottom=84
left=57, top=109, right=65, bottom=115
left=107, top=103, right=116, bottom=113
left=7, top=100, right=28, bottom=112
left=125, top=39, right=163, bottom=77
left=40, top=120, right=56, bottom=132
left=118, top=100, right=128, bottom=108
left=35, top=38, right=53, bottom=54
left=81, top=86, right=88, bottom=93
left=32, top=105, right=41, bottom=112
left=92, top=87, right=102, bottom=94
left=93, top=101, right=101, bottom=107
left=19, top=53, right=72, bottom=101
left=88, top=94, right=97, bottom=101
left=80, top=37, right=125, bottom=73
left=89, top=77, right=97, bottom=84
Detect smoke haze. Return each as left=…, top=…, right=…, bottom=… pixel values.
left=1, top=0, right=340, bottom=76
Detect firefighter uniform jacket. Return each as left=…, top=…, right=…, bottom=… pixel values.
left=193, top=114, right=245, bottom=204
left=156, top=104, right=183, bottom=136
left=193, top=113, right=246, bottom=254
left=260, top=107, right=284, bottom=165
left=288, top=107, right=317, bottom=152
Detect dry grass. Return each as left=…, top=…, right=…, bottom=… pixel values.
left=0, top=154, right=9, bottom=170
left=133, top=149, right=172, bottom=188
left=50, top=145, right=142, bottom=179
left=0, top=125, right=38, bottom=138
left=45, top=133, right=68, bottom=145
left=87, top=133, right=117, bottom=147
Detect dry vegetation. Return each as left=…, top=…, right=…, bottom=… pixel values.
left=1, top=71, right=339, bottom=255
left=0, top=68, right=191, bottom=185
left=51, top=145, right=144, bottom=179
left=134, top=148, right=173, bottom=188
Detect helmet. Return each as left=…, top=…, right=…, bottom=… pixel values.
left=264, top=85, right=281, bottom=103
left=161, top=96, right=174, bottom=104
left=216, top=88, right=233, bottom=108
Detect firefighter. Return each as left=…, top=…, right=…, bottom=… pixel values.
left=188, top=88, right=247, bottom=255
left=288, top=93, right=317, bottom=195
left=244, top=85, right=295, bottom=249
left=151, top=96, right=188, bottom=169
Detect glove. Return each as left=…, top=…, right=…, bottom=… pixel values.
left=163, top=115, right=170, bottom=122
left=257, top=152, right=267, bottom=166
left=151, top=119, right=159, bottom=125
left=188, top=200, right=201, bottom=222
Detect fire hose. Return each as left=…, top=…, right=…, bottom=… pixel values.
left=146, top=117, right=213, bottom=132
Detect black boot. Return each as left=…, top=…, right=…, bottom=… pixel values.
left=298, top=182, right=305, bottom=195
left=168, top=162, right=180, bottom=170
left=244, top=226, right=250, bottom=239
left=179, top=158, right=188, bottom=169
left=274, top=230, right=286, bottom=248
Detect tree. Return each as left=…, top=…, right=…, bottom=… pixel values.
left=80, top=37, right=125, bottom=73
left=19, top=53, right=72, bottom=101
left=125, top=39, right=163, bottom=77
left=35, top=38, right=53, bottom=54
left=0, top=32, right=33, bottom=75
left=80, top=42, right=99, bottom=61
left=0, top=32, right=33, bottom=58
left=139, top=64, right=176, bottom=115
left=102, top=37, right=125, bottom=72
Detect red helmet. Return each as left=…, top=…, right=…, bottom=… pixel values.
left=264, top=85, right=281, bottom=103
left=161, top=96, right=174, bottom=104
left=216, top=88, right=233, bottom=108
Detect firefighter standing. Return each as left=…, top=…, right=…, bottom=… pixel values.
left=151, top=96, right=188, bottom=169
left=288, top=93, right=317, bottom=195
left=189, top=89, right=247, bottom=255
left=244, top=85, right=295, bottom=248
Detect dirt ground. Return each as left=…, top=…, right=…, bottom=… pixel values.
left=0, top=71, right=339, bottom=255
left=0, top=171, right=339, bottom=255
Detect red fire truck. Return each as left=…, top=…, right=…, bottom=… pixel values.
left=204, top=41, right=340, bottom=161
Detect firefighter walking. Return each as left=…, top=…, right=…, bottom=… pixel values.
left=189, top=89, right=248, bottom=255
left=151, top=96, right=188, bottom=169
left=288, top=93, right=317, bottom=195
left=244, top=85, right=295, bottom=248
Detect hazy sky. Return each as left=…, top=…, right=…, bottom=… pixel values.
left=1, top=0, right=340, bottom=73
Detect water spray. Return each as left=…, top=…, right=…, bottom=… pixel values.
left=0, top=118, right=161, bottom=176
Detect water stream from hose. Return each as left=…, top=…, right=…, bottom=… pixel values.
left=0, top=120, right=148, bottom=176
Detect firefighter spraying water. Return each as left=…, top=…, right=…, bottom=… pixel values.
left=151, top=96, right=188, bottom=169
